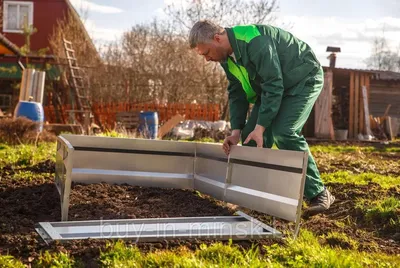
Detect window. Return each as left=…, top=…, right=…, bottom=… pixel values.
left=0, top=94, right=12, bottom=112
left=3, top=1, right=33, bottom=33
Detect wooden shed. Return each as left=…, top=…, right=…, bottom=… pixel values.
left=369, top=71, right=400, bottom=117
left=304, top=66, right=375, bottom=139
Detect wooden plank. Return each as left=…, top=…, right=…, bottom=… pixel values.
left=354, top=73, right=360, bottom=136
left=349, top=72, right=355, bottom=138
left=359, top=74, right=365, bottom=134
left=366, top=75, right=370, bottom=104
left=362, top=86, right=372, bottom=137
left=315, top=70, right=334, bottom=139
left=383, top=104, right=392, bottom=117
left=158, top=114, right=185, bottom=139
left=385, top=117, right=394, bottom=141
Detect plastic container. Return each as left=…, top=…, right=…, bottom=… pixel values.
left=14, top=101, right=44, bottom=132
left=139, top=111, right=159, bottom=139
left=334, top=129, right=348, bottom=141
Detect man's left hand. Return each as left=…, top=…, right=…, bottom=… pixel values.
left=243, top=125, right=265, bottom=148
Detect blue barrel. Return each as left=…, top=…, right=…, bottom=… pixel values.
left=14, top=101, right=44, bottom=132
left=138, top=111, right=158, bottom=139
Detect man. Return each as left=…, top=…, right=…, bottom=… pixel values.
left=189, top=20, right=335, bottom=215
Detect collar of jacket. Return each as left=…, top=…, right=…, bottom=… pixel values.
left=225, top=27, right=242, bottom=61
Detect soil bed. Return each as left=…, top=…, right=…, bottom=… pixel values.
left=0, top=161, right=399, bottom=267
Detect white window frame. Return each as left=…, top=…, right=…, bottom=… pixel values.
left=3, top=1, right=34, bottom=33
left=0, top=94, right=12, bottom=111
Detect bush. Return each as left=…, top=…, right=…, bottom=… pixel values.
left=0, top=117, right=56, bottom=145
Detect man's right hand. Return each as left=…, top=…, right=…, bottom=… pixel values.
left=222, top=130, right=241, bottom=155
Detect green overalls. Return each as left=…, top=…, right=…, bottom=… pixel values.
left=220, top=24, right=324, bottom=199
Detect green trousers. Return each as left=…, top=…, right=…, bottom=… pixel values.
left=241, top=66, right=325, bottom=200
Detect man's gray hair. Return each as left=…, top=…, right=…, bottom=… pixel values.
left=189, top=20, right=224, bottom=48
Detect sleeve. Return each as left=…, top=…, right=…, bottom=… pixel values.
left=222, top=64, right=249, bottom=130
left=248, top=35, right=284, bottom=129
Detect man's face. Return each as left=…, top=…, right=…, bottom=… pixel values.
left=195, top=39, right=228, bottom=63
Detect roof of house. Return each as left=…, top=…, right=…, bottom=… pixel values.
left=370, top=70, right=400, bottom=81
left=322, top=66, right=376, bottom=74
left=323, top=66, right=400, bottom=82
left=64, top=0, right=100, bottom=61
left=0, top=33, right=22, bottom=56
left=0, top=1, right=98, bottom=60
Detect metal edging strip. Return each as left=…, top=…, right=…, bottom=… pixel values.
left=73, top=146, right=194, bottom=157
left=229, top=158, right=303, bottom=174
left=236, top=211, right=282, bottom=236
left=195, top=153, right=228, bottom=163
left=35, top=214, right=275, bottom=243
left=35, top=222, right=63, bottom=244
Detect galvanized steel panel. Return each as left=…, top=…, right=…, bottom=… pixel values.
left=229, top=164, right=302, bottom=199
left=72, top=168, right=193, bottom=189
left=193, top=174, right=226, bottom=200
left=72, top=151, right=194, bottom=175
left=230, top=145, right=305, bottom=170
left=35, top=212, right=280, bottom=244
left=226, top=145, right=306, bottom=222
left=225, top=186, right=298, bottom=222
left=55, top=135, right=306, bottom=225
left=61, top=134, right=196, bottom=153
left=194, top=143, right=228, bottom=200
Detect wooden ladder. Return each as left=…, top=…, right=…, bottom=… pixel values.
left=62, top=38, right=101, bottom=134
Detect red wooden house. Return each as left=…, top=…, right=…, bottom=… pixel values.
left=0, top=0, right=96, bottom=114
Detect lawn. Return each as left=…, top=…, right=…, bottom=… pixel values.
left=0, top=139, right=399, bottom=267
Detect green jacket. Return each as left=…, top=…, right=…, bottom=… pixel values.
left=220, top=24, right=321, bottom=130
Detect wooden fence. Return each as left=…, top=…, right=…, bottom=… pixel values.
left=43, top=102, right=221, bottom=130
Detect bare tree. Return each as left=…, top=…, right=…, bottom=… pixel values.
left=365, top=30, right=400, bottom=72
left=48, top=0, right=280, bottom=122
left=164, top=0, right=278, bottom=33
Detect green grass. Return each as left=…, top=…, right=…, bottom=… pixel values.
left=0, top=142, right=56, bottom=168
left=3, top=232, right=397, bottom=267
left=96, top=231, right=400, bottom=267
left=34, top=251, right=78, bottom=268
left=12, top=170, right=52, bottom=181
left=356, top=197, right=400, bottom=230
left=323, top=232, right=359, bottom=250
left=310, top=145, right=400, bottom=154
left=264, top=231, right=399, bottom=268
left=366, top=197, right=400, bottom=222
left=95, top=130, right=134, bottom=138
left=321, top=171, right=400, bottom=188
left=0, top=255, right=25, bottom=268
left=0, top=251, right=79, bottom=268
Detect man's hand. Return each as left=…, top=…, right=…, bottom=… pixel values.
left=222, top=129, right=240, bottom=155
left=243, top=124, right=265, bottom=148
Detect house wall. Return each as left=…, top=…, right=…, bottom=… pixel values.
left=0, top=0, right=70, bottom=53
left=370, top=80, right=400, bottom=117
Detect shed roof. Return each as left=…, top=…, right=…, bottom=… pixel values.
left=323, top=66, right=400, bottom=82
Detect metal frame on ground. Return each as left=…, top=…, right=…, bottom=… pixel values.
left=35, top=211, right=281, bottom=245
left=44, top=134, right=308, bottom=243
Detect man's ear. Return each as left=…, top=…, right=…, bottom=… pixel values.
left=214, top=33, right=221, bottom=43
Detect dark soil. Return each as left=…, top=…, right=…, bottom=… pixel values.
left=0, top=161, right=399, bottom=267
left=306, top=139, right=400, bottom=148
left=313, top=151, right=400, bottom=175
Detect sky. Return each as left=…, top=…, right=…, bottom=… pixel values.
left=69, top=0, right=400, bottom=69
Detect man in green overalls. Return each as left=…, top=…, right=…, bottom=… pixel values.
left=189, top=20, right=335, bottom=215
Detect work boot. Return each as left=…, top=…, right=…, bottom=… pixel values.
left=306, top=188, right=335, bottom=216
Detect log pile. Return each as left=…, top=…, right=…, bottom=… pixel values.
left=369, top=115, right=400, bottom=141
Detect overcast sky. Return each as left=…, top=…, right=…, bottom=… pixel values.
left=69, top=0, right=400, bottom=69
